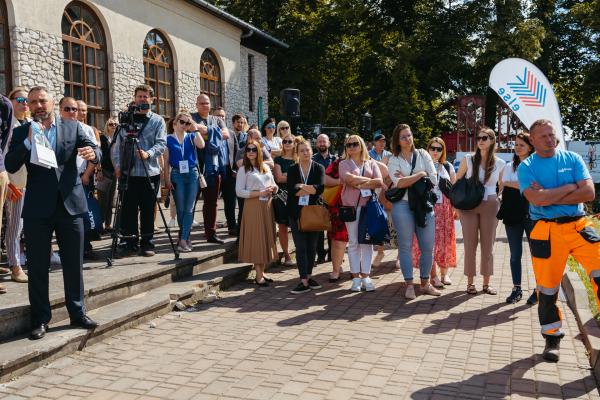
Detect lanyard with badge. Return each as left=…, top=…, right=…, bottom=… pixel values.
left=298, top=161, right=312, bottom=206
left=176, top=132, right=190, bottom=173
left=351, top=159, right=371, bottom=197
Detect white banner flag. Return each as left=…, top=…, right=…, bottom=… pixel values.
left=489, top=58, right=564, bottom=149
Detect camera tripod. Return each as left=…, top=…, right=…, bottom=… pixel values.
left=107, top=131, right=179, bottom=267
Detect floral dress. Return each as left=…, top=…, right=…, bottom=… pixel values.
left=325, top=159, right=348, bottom=242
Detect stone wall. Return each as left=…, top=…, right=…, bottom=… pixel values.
left=109, top=53, right=145, bottom=116
left=177, top=70, right=200, bottom=113
left=11, top=27, right=63, bottom=97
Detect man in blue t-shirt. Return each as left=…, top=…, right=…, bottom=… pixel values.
left=518, top=119, right=599, bottom=362
left=368, top=132, right=392, bottom=163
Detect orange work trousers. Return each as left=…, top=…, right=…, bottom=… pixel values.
left=530, top=218, right=600, bottom=337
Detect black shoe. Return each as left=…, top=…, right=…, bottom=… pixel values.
left=527, top=291, right=538, bottom=305
left=254, top=279, right=269, bottom=287
left=207, top=235, right=225, bottom=244
left=84, top=249, right=98, bottom=260
left=228, top=229, right=238, bottom=236
left=70, top=315, right=99, bottom=329
left=29, top=323, right=48, bottom=340
left=308, top=278, right=322, bottom=289
left=506, top=287, right=523, bottom=304
left=316, top=256, right=326, bottom=264
left=543, top=335, right=561, bottom=362
left=116, top=246, right=137, bottom=259
left=290, top=282, right=311, bottom=294
left=263, top=276, right=274, bottom=283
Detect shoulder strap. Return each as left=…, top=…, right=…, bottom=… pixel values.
left=409, top=151, right=417, bottom=174
left=443, top=161, right=451, bottom=174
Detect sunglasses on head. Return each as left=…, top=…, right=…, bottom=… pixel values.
left=246, top=147, right=258, bottom=153
left=477, top=136, right=490, bottom=142
left=63, top=107, right=78, bottom=112
left=429, top=146, right=443, bottom=152
left=345, top=141, right=360, bottom=148
left=178, top=120, right=192, bottom=126
left=15, top=97, right=27, bottom=104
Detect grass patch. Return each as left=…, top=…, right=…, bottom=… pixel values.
left=567, top=217, right=600, bottom=321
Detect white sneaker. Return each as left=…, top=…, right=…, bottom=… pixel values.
left=372, top=251, right=384, bottom=267
left=441, top=275, right=452, bottom=285
left=405, top=284, right=416, bottom=299
left=351, top=278, right=362, bottom=292
left=192, top=220, right=201, bottom=228
left=50, top=252, right=61, bottom=266
left=431, top=276, right=444, bottom=288
left=421, top=283, right=442, bottom=296
left=362, top=277, right=375, bottom=292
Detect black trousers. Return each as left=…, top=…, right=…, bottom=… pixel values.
left=289, top=218, right=319, bottom=280
left=221, top=166, right=237, bottom=230
left=121, top=175, right=160, bottom=248
left=24, top=196, right=85, bottom=326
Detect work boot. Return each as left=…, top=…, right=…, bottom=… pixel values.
left=542, top=335, right=561, bottom=362
left=506, top=286, right=523, bottom=304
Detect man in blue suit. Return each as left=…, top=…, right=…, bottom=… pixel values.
left=5, top=86, right=101, bottom=340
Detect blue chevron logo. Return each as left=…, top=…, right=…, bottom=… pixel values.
left=506, top=67, right=547, bottom=107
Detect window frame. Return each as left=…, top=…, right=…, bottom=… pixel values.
left=200, top=49, right=222, bottom=110
left=143, top=29, right=175, bottom=122
left=0, top=0, right=12, bottom=95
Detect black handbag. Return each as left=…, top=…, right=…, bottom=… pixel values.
left=438, top=177, right=453, bottom=198
left=385, top=151, right=416, bottom=203
left=449, top=176, right=484, bottom=210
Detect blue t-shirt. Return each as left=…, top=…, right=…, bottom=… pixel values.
left=166, top=133, right=197, bottom=169
left=517, top=150, right=591, bottom=220
left=368, top=148, right=392, bottom=161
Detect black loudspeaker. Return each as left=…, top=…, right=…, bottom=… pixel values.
left=280, top=88, right=300, bottom=117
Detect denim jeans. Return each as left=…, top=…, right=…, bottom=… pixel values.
left=505, top=222, right=526, bottom=286
left=289, top=217, right=318, bottom=279
left=171, top=168, right=199, bottom=241
left=344, top=206, right=374, bottom=275
left=392, top=200, right=435, bottom=281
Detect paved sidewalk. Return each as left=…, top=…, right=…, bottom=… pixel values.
left=1, top=227, right=599, bottom=399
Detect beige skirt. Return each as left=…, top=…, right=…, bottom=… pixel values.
left=238, top=197, right=278, bottom=265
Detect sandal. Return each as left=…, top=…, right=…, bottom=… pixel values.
left=466, top=284, right=477, bottom=295
left=482, top=285, right=497, bottom=295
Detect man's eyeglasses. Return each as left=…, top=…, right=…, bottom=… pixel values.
left=477, top=136, right=490, bottom=142
left=63, top=107, right=78, bottom=112
left=14, top=97, right=27, bottom=104
left=345, top=142, right=360, bottom=148
left=282, top=139, right=294, bottom=144
left=429, top=146, right=443, bottom=152
left=178, top=120, right=192, bottom=126
left=246, top=147, right=258, bottom=153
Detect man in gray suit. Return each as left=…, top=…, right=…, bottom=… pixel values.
left=5, top=86, right=100, bottom=340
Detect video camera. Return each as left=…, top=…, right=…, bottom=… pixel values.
left=118, top=103, right=150, bottom=135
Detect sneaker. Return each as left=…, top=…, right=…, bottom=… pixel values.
left=283, top=258, right=295, bottom=267
left=290, top=282, right=311, bottom=294
left=372, top=251, right=385, bottom=267
left=50, top=252, right=61, bottom=266
left=542, top=336, right=561, bottom=362
left=167, top=219, right=177, bottom=228
left=308, top=279, right=322, bottom=290
left=431, top=276, right=444, bottom=289
left=421, top=283, right=442, bottom=296
left=441, top=275, right=452, bottom=285
left=527, top=291, right=538, bottom=305
left=506, top=287, right=523, bottom=304
left=350, top=277, right=362, bottom=292
left=362, top=277, right=375, bottom=292
left=192, top=220, right=201, bottom=228
left=177, top=245, right=191, bottom=253
left=405, top=284, right=416, bottom=299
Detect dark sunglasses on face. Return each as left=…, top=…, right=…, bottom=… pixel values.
left=63, top=107, right=78, bottom=112
left=345, top=142, right=360, bottom=148
left=178, top=120, right=192, bottom=126
left=15, top=97, right=27, bottom=104
left=280, top=126, right=290, bottom=131
left=266, top=124, right=276, bottom=129
left=477, top=136, right=490, bottom=142
left=282, top=139, right=294, bottom=144
left=246, top=147, right=258, bottom=153
left=429, top=146, right=443, bottom=152
left=108, top=123, right=118, bottom=127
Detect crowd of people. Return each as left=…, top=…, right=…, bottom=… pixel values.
left=0, top=84, right=597, bottom=364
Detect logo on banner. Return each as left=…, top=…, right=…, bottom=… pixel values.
left=496, top=67, right=548, bottom=112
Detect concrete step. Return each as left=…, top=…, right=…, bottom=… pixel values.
left=0, top=262, right=254, bottom=382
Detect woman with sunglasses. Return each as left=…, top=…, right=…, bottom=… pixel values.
left=97, top=117, right=119, bottom=232
left=340, top=135, right=383, bottom=292
left=287, top=138, right=325, bottom=293
left=163, top=112, right=206, bottom=252
left=388, top=124, right=440, bottom=299
left=1, top=87, right=31, bottom=286
left=456, top=127, right=505, bottom=295
left=261, top=117, right=282, bottom=157
left=411, top=137, right=457, bottom=288
left=498, top=132, right=537, bottom=304
left=273, top=132, right=297, bottom=266
left=236, top=140, right=279, bottom=286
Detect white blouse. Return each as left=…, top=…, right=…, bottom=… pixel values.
left=501, top=161, right=519, bottom=182
left=388, top=149, right=437, bottom=201
left=465, top=154, right=506, bottom=200
left=235, top=166, right=277, bottom=198
left=261, top=136, right=282, bottom=153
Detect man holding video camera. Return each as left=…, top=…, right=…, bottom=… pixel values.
left=113, top=84, right=166, bottom=257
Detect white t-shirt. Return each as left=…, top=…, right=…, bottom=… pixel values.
left=502, top=161, right=519, bottom=182
left=261, top=136, right=282, bottom=153
left=465, top=154, right=505, bottom=200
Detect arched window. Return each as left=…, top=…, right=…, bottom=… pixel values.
left=62, top=1, right=108, bottom=128
left=200, top=49, right=222, bottom=109
left=143, top=30, right=174, bottom=121
left=0, top=0, right=12, bottom=94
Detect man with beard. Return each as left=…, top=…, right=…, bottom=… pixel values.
left=5, top=87, right=100, bottom=339
left=312, top=134, right=337, bottom=263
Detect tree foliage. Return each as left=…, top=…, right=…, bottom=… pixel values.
left=213, top=0, right=599, bottom=140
